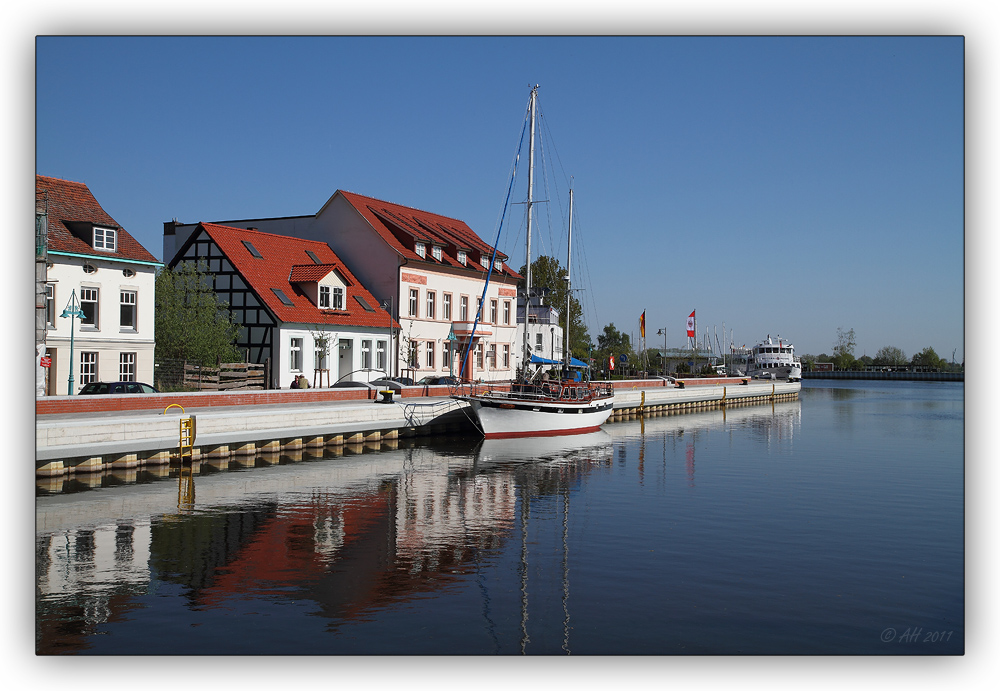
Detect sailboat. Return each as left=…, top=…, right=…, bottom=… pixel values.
left=455, top=86, right=615, bottom=439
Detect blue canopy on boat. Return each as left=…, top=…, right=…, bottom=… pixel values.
left=529, top=354, right=590, bottom=368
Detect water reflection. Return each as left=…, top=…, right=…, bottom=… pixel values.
left=36, top=432, right=613, bottom=654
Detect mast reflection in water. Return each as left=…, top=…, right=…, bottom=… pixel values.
left=36, top=381, right=964, bottom=655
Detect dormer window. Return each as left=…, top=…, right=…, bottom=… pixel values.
left=481, top=255, right=489, bottom=268
left=494, top=259, right=503, bottom=271
left=93, top=227, right=117, bottom=252
left=415, top=242, right=426, bottom=258
left=457, top=250, right=467, bottom=265
left=431, top=245, right=442, bottom=261
left=319, top=285, right=331, bottom=308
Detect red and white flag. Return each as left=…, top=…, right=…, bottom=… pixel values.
left=686, top=310, right=695, bottom=338
left=609, top=354, right=616, bottom=370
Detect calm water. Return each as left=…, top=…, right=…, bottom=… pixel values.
left=35, top=380, right=964, bottom=655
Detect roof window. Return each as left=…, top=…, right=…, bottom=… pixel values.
left=457, top=250, right=467, bottom=265
left=242, top=240, right=263, bottom=258
left=432, top=245, right=443, bottom=261
left=415, top=242, right=426, bottom=258
left=271, top=288, right=294, bottom=306
left=306, top=250, right=322, bottom=264
left=354, top=295, right=376, bottom=312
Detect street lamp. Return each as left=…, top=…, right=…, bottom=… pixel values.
left=60, top=289, right=84, bottom=395
left=656, top=328, right=667, bottom=374
left=445, top=323, right=458, bottom=377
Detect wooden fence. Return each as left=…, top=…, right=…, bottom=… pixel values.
left=183, top=362, right=266, bottom=391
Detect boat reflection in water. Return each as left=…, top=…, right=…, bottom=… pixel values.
left=36, top=430, right=613, bottom=654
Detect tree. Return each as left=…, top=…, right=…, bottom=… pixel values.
left=594, top=323, right=631, bottom=376
left=832, top=327, right=857, bottom=370
left=155, top=261, right=243, bottom=366
left=518, top=255, right=591, bottom=359
left=911, top=346, right=945, bottom=370
left=873, top=346, right=908, bottom=367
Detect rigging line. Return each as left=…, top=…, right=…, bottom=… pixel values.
left=459, top=97, right=530, bottom=380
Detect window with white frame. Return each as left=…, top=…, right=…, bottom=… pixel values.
left=457, top=250, right=467, bottom=265
left=120, top=290, right=137, bottom=330
left=409, top=288, right=419, bottom=317
left=93, top=227, right=117, bottom=252
left=425, top=341, right=435, bottom=369
left=80, top=287, right=99, bottom=328
left=442, top=343, right=451, bottom=370
left=119, top=352, right=136, bottom=381
left=432, top=245, right=442, bottom=261
left=362, top=339, right=372, bottom=369
left=494, top=259, right=503, bottom=271
left=409, top=341, right=419, bottom=367
left=443, top=293, right=452, bottom=320
left=415, top=242, right=426, bottom=258
left=80, top=352, right=97, bottom=385
left=476, top=342, right=484, bottom=369
left=426, top=292, right=435, bottom=319
left=290, top=337, right=303, bottom=372
left=319, top=285, right=330, bottom=308
left=502, top=344, right=510, bottom=368
left=460, top=296, right=468, bottom=321
left=376, top=341, right=386, bottom=371
left=490, top=299, right=498, bottom=324
left=332, top=286, right=344, bottom=310
left=535, top=333, right=543, bottom=351
left=488, top=343, right=497, bottom=367
left=45, top=284, right=55, bottom=327
left=314, top=342, right=327, bottom=370
left=503, top=300, right=511, bottom=325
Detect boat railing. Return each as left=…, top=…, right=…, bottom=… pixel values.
left=458, top=379, right=613, bottom=403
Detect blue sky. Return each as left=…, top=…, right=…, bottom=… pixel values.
left=34, top=35, right=965, bottom=361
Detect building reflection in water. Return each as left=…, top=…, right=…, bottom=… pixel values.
left=36, top=431, right=614, bottom=654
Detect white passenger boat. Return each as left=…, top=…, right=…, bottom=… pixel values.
left=740, top=335, right=802, bottom=381
left=455, top=85, right=615, bottom=439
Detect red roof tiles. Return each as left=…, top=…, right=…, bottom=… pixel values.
left=336, top=190, right=521, bottom=280
left=36, top=175, right=159, bottom=263
left=193, top=223, right=398, bottom=330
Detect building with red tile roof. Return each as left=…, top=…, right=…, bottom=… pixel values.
left=165, top=190, right=522, bottom=382
left=36, top=175, right=162, bottom=396
left=170, top=223, right=399, bottom=387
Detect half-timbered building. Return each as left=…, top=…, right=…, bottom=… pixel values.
left=165, top=190, right=521, bottom=382
left=169, top=223, right=399, bottom=388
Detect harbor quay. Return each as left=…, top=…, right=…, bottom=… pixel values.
left=35, top=378, right=799, bottom=478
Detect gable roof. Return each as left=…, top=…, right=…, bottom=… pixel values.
left=335, top=190, right=521, bottom=280
left=36, top=175, right=159, bottom=264
left=288, top=264, right=345, bottom=284
left=192, top=223, right=398, bottom=329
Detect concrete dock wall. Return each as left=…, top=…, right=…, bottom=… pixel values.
left=35, top=378, right=799, bottom=478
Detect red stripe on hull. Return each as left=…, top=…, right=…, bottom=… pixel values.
left=482, top=424, right=604, bottom=440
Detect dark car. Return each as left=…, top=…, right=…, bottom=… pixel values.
left=79, top=381, right=159, bottom=395
left=416, top=376, right=459, bottom=386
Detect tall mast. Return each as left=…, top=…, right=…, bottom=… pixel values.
left=564, top=185, right=573, bottom=372
left=522, top=85, right=538, bottom=379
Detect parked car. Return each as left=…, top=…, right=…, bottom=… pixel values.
left=416, top=376, right=459, bottom=386
left=79, top=381, right=159, bottom=395
left=387, top=376, right=414, bottom=386
left=369, top=378, right=404, bottom=391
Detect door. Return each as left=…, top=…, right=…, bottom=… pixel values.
left=338, top=339, right=353, bottom=382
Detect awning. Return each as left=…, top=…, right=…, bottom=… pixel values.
left=530, top=354, right=590, bottom=368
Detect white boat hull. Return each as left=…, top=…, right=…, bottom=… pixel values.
left=458, top=394, right=615, bottom=439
